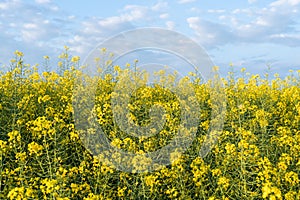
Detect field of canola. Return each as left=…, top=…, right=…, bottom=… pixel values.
left=0, top=49, right=299, bottom=199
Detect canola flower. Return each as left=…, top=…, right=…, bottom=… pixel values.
left=0, top=50, right=299, bottom=199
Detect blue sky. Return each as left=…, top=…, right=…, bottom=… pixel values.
left=0, top=0, right=300, bottom=77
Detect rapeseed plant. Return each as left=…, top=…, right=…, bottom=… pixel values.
left=0, top=49, right=299, bottom=199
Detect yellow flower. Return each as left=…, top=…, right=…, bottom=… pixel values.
left=25, top=188, right=35, bottom=199
left=0, top=140, right=7, bottom=152
left=14, top=50, right=24, bottom=57
left=105, top=60, right=112, bottom=66
left=114, top=65, right=121, bottom=73
left=284, top=191, right=297, bottom=200
left=277, top=161, right=288, bottom=171
left=225, top=143, right=236, bottom=154
left=8, top=130, right=21, bottom=143
left=101, top=47, right=106, bottom=53
left=165, top=187, right=178, bottom=198
left=71, top=183, right=80, bottom=194
left=211, top=168, right=222, bottom=177
left=28, top=141, right=43, bottom=156
left=217, top=177, right=230, bottom=190
left=71, top=56, right=80, bottom=63
left=191, top=157, right=210, bottom=186
left=7, top=187, right=25, bottom=200
left=213, top=65, right=219, bottom=72
left=188, top=72, right=196, bottom=77
left=238, top=139, right=249, bottom=149
left=144, top=175, right=158, bottom=187
left=170, top=151, right=183, bottom=165
left=255, top=109, right=269, bottom=127
left=262, top=182, right=272, bottom=198
left=279, top=153, right=292, bottom=165
left=38, top=95, right=51, bottom=103
left=64, top=45, right=69, bottom=51
left=100, top=164, right=114, bottom=175
left=83, top=193, right=103, bottom=200
left=15, top=152, right=27, bottom=162
left=111, top=138, right=122, bottom=148
left=117, top=186, right=127, bottom=197
left=58, top=61, right=63, bottom=67
left=271, top=187, right=282, bottom=199
left=262, top=182, right=282, bottom=199
left=284, top=171, right=299, bottom=186
left=132, top=154, right=152, bottom=172
left=40, top=178, right=58, bottom=194
left=70, top=131, right=79, bottom=141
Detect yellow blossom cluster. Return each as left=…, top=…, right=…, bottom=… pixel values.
left=0, top=50, right=299, bottom=199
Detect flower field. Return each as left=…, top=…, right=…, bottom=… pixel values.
left=0, top=50, right=299, bottom=199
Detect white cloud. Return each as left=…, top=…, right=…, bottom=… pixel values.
left=151, top=2, right=168, bottom=11
left=67, top=18, right=136, bottom=60
left=67, top=4, right=150, bottom=56
left=270, top=0, right=300, bottom=6
left=190, top=7, right=201, bottom=13
left=160, top=13, right=169, bottom=19
left=207, top=9, right=226, bottom=13
left=35, top=0, right=51, bottom=4
left=0, top=1, right=155, bottom=65
left=23, top=23, right=38, bottom=29
left=269, top=33, right=300, bottom=46
left=186, top=0, right=300, bottom=49
left=178, top=0, right=196, bottom=4
left=67, top=12, right=142, bottom=58
left=97, top=16, right=126, bottom=27
left=0, top=0, right=299, bottom=75
left=0, top=0, right=20, bottom=10
left=166, top=21, right=175, bottom=30
left=0, top=2, right=9, bottom=10
left=270, top=33, right=300, bottom=39
left=0, top=0, right=73, bottom=66
left=248, top=0, right=257, bottom=4
left=66, top=3, right=173, bottom=59
left=255, top=17, right=269, bottom=26
left=187, top=17, right=234, bottom=47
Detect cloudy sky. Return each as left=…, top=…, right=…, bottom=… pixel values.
left=0, top=0, right=300, bottom=77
